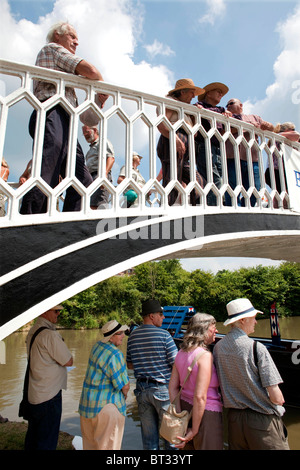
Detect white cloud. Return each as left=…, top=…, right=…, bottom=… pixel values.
left=245, top=4, right=300, bottom=129
left=144, top=39, right=175, bottom=59
left=198, top=0, right=226, bottom=26
left=0, top=0, right=174, bottom=96
left=0, top=0, right=174, bottom=181
left=180, top=257, right=283, bottom=274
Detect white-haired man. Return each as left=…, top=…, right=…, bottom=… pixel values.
left=82, top=125, right=115, bottom=209
left=213, top=298, right=289, bottom=450
left=21, top=22, right=107, bottom=214
left=225, top=98, right=274, bottom=206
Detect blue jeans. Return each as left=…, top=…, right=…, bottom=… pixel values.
left=134, top=381, right=174, bottom=450
left=25, top=390, right=62, bottom=450
left=226, top=160, right=260, bottom=206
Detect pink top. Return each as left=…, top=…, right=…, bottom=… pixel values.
left=175, top=347, right=222, bottom=412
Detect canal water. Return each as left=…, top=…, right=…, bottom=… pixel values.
left=0, top=317, right=299, bottom=450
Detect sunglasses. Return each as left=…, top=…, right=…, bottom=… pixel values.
left=226, top=101, right=235, bottom=107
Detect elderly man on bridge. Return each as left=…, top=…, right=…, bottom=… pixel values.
left=20, top=21, right=107, bottom=214
left=225, top=98, right=274, bottom=207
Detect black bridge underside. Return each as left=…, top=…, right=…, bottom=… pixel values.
left=1, top=212, right=300, bottom=328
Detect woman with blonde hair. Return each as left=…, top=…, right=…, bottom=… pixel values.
left=169, top=313, right=223, bottom=450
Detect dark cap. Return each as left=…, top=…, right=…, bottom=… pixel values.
left=141, top=299, right=163, bottom=316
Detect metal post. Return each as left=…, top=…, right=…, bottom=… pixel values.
left=269, top=301, right=281, bottom=346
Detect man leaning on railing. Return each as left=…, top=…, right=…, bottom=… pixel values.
left=20, top=21, right=107, bottom=215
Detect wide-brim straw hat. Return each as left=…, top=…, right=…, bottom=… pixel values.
left=167, top=78, right=205, bottom=97
left=224, top=298, right=263, bottom=326
left=198, top=82, right=229, bottom=100
left=101, top=320, right=129, bottom=342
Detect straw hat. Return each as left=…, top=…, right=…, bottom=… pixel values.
left=224, top=298, right=263, bottom=326
left=198, top=82, right=229, bottom=100
left=167, top=78, right=204, bottom=97
left=101, top=320, right=129, bottom=342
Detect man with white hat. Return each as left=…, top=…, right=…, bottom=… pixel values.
left=117, top=152, right=147, bottom=208
left=213, top=298, right=289, bottom=450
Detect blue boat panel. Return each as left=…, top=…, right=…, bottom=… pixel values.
left=161, top=306, right=196, bottom=338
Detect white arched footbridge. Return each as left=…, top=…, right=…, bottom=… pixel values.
left=0, top=59, right=299, bottom=340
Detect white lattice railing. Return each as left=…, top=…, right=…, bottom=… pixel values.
left=1, top=58, right=299, bottom=227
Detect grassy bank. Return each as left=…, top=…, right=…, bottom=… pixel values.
left=0, top=421, right=74, bottom=450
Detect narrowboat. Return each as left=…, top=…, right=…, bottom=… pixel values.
left=161, top=304, right=300, bottom=408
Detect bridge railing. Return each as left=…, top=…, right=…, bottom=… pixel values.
left=1, top=59, right=299, bottom=226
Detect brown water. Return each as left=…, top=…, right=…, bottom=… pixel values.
left=0, top=317, right=299, bottom=450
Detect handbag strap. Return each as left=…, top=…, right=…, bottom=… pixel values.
left=172, top=349, right=207, bottom=404
left=23, top=326, right=49, bottom=394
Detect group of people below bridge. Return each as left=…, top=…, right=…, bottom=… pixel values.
left=22, top=298, right=290, bottom=451
left=5, top=20, right=298, bottom=214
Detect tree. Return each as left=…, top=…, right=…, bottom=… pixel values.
left=59, top=261, right=300, bottom=328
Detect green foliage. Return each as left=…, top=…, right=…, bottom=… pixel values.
left=58, top=261, right=300, bottom=328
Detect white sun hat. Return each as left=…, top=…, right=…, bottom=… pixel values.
left=224, top=298, right=263, bottom=326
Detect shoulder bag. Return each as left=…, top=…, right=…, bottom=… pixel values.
left=18, top=326, right=48, bottom=420
left=159, top=349, right=206, bottom=445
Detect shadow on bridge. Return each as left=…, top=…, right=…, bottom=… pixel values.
left=1, top=209, right=299, bottom=340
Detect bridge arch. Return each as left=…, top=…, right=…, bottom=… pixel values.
left=1, top=210, right=299, bottom=340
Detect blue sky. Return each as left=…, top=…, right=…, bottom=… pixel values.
left=1, top=0, right=300, bottom=272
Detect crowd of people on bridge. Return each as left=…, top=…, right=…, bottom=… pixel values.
left=20, top=297, right=290, bottom=451
left=1, top=21, right=299, bottom=215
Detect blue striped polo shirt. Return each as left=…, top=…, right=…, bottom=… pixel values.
left=126, top=325, right=178, bottom=383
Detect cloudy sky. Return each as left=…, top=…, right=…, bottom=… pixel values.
left=1, top=0, right=299, bottom=272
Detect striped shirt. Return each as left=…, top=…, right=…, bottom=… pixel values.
left=126, top=325, right=178, bottom=383
left=33, top=43, right=82, bottom=107
left=78, top=341, right=129, bottom=418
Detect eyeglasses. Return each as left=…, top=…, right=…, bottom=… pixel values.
left=153, top=312, right=164, bottom=317
left=226, top=101, right=235, bottom=106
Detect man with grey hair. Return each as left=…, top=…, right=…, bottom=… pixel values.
left=82, top=125, right=115, bottom=209
left=225, top=98, right=274, bottom=206
left=20, top=22, right=107, bottom=214
left=213, top=298, right=289, bottom=450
